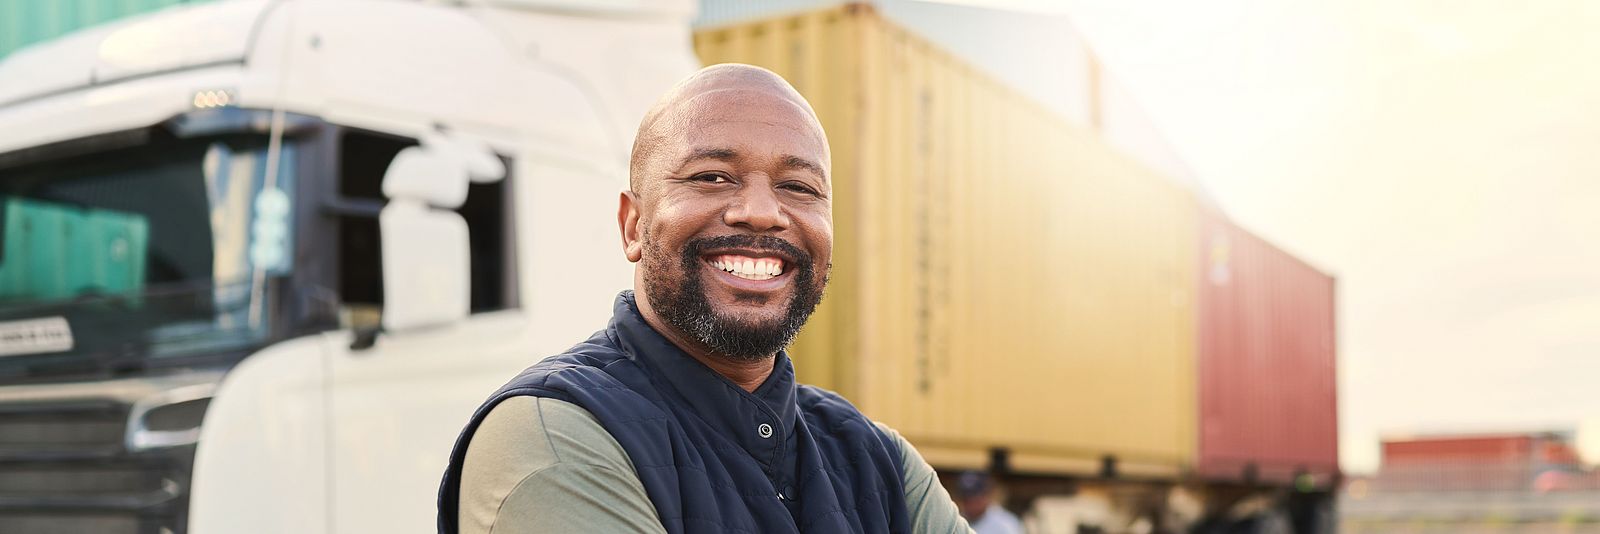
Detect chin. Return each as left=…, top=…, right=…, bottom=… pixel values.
left=712, top=307, right=788, bottom=331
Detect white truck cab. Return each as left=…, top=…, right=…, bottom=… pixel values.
left=0, top=1, right=697, bottom=532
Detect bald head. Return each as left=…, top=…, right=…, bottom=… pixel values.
left=616, top=63, right=835, bottom=364
left=629, top=64, right=828, bottom=194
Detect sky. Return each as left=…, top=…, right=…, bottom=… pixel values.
left=977, top=0, right=1600, bottom=473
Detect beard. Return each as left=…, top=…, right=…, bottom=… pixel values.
left=641, top=232, right=827, bottom=361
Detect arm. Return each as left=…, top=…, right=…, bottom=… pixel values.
left=458, top=396, right=667, bottom=534
left=875, top=422, right=974, bottom=534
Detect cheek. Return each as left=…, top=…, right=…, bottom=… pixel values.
left=800, top=213, right=833, bottom=260
left=644, top=204, right=695, bottom=243
left=638, top=218, right=684, bottom=268
left=651, top=196, right=726, bottom=237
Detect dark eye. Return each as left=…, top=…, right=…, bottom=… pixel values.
left=780, top=182, right=820, bottom=196
left=691, top=172, right=731, bottom=184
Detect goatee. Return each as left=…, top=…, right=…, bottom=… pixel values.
left=641, top=233, right=826, bottom=361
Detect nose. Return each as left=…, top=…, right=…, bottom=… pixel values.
left=723, top=176, right=790, bottom=232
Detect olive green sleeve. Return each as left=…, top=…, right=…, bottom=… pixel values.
left=459, top=398, right=969, bottom=533
left=457, top=396, right=666, bottom=534
left=876, top=422, right=976, bottom=534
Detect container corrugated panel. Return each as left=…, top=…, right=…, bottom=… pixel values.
left=696, top=4, right=1199, bottom=477
left=1382, top=435, right=1536, bottom=465
left=0, top=198, right=149, bottom=301
left=1197, top=210, right=1338, bottom=485
left=694, top=0, right=842, bottom=28
left=0, top=0, right=212, bottom=60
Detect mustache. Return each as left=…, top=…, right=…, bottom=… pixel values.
left=684, top=234, right=811, bottom=267
left=644, top=231, right=830, bottom=360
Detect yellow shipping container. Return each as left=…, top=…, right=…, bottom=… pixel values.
left=695, top=4, right=1199, bottom=478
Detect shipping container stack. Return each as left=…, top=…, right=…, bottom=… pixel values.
left=1373, top=432, right=1597, bottom=493
left=695, top=4, right=1340, bottom=533
left=1341, top=432, right=1600, bottom=530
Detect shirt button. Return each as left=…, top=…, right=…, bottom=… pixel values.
left=757, top=423, right=773, bottom=439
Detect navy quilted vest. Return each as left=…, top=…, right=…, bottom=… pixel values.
left=437, top=292, right=911, bottom=533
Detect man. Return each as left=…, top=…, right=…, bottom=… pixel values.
left=437, top=64, right=971, bottom=533
left=954, top=471, right=1023, bottom=534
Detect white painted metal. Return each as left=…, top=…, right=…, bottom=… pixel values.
left=382, top=146, right=473, bottom=210
left=421, top=130, right=509, bottom=184
left=380, top=199, right=472, bottom=332
left=0, top=0, right=699, bottom=532
left=325, top=312, right=543, bottom=532
left=189, top=336, right=330, bottom=534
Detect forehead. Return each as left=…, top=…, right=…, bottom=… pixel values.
left=658, top=88, right=829, bottom=161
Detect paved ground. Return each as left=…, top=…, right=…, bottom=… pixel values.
left=1343, top=521, right=1600, bottom=534
left=1341, top=490, right=1600, bottom=534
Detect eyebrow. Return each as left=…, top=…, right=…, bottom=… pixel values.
left=683, top=147, right=738, bottom=165
left=781, top=154, right=827, bottom=179
left=679, top=147, right=827, bottom=179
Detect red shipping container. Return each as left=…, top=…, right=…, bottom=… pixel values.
left=1381, top=433, right=1582, bottom=467
left=1542, top=441, right=1583, bottom=465
left=1196, top=210, right=1339, bottom=486
left=1382, top=435, right=1534, bottom=466
left=1372, top=433, right=1588, bottom=491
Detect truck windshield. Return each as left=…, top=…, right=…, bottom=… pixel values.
left=0, top=133, right=295, bottom=370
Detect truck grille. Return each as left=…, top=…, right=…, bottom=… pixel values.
left=0, top=373, right=220, bottom=534
left=0, top=401, right=128, bottom=458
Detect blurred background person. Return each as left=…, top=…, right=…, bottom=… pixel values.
left=955, top=471, right=1023, bottom=534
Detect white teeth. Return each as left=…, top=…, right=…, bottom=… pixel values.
left=708, top=255, right=785, bottom=281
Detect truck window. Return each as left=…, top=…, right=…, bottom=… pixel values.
left=336, top=129, right=517, bottom=316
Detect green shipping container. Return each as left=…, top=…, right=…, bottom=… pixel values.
left=0, top=0, right=213, bottom=60
left=0, top=197, right=149, bottom=304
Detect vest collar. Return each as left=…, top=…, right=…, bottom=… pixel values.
left=610, top=291, right=799, bottom=474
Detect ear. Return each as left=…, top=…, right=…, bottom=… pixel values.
left=619, top=190, right=644, bottom=262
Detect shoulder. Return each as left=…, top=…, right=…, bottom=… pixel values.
left=871, top=421, right=975, bottom=534
left=975, top=505, right=1024, bottom=532
left=997, top=506, right=1024, bottom=528
left=797, top=384, right=897, bottom=441
left=798, top=384, right=894, bottom=439
left=467, top=396, right=633, bottom=473
left=795, top=384, right=870, bottom=423
left=796, top=386, right=909, bottom=490
left=795, top=383, right=854, bottom=407
left=492, top=333, right=638, bottom=397
left=458, top=397, right=644, bottom=532
left=458, top=396, right=663, bottom=534
left=870, top=421, right=916, bottom=467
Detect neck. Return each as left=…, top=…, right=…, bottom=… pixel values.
left=686, top=351, right=774, bottom=394
left=634, top=289, right=775, bottom=393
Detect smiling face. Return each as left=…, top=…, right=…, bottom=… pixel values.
left=620, top=65, right=833, bottom=361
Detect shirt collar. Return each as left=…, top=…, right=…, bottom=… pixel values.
left=609, top=291, right=799, bottom=469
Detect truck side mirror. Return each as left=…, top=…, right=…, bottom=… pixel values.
left=421, top=130, right=506, bottom=183
left=378, top=145, right=472, bottom=333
